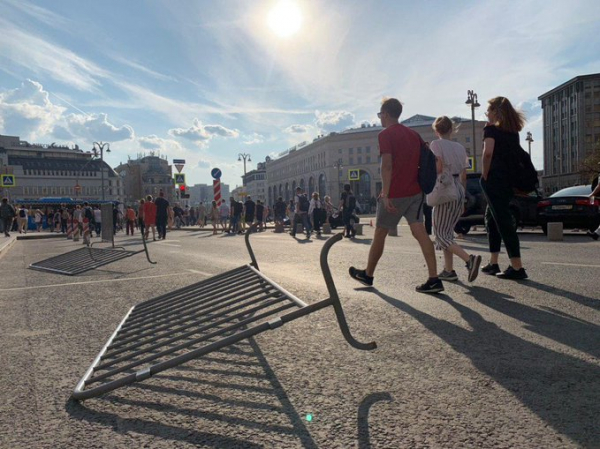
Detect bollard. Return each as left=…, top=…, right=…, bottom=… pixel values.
left=388, top=226, right=399, bottom=237
left=322, top=223, right=332, bottom=234
left=354, top=223, right=364, bottom=236
left=274, top=223, right=284, bottom=233
left=547, top=222, right=563, bottom=241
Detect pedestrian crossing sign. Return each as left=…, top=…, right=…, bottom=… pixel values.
left=174, top=173, right=186, bottom=185
left=348, top=169, right=360, bottom=181
left=1, top=174, right=15, bottom=187
left=466, top=157, right=475, bottom=172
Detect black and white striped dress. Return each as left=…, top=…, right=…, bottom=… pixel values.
left=430, top=139, right=468, bottom=251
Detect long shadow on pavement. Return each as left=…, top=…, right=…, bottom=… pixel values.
left=357, top=392, right=393, bottom=449
left=373, top=289, right=600, bottom=447
left=66, top=338, right=319, bottom=448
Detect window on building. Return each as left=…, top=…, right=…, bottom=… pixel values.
left=366, top=146, right=371, bottom=153
left=465, top=137, right=471, bottom=142
left=349, top=157, right=354, bottom=165
left=338, top=148, right=342, bottom=153
left=357, top=147, right=362, bottom=154
left=366, top=156, right=371, bottom=163
left=357, top=156, right=362, bottom=164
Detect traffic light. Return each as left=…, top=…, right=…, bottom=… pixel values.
left=179, top=184, right=190, bottom=199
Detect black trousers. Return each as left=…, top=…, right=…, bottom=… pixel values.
left=156, top=215, right=167, bottom=238
left=481, top=179, right=521, bottom=259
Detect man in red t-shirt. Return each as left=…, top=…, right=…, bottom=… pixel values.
left=349, top=98, right=442, bottom=293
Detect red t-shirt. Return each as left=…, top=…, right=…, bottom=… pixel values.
left=378, top=124, right=422, bottom=198
left=143, top=202, right=157, bottom=225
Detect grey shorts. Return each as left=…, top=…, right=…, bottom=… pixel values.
left=376, top=193, right=425, bottom=229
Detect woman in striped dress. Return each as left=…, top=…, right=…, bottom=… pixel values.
left=430, top=116, right=482, bottom=283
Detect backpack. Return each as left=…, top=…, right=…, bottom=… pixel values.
left=418, top=141, right=437, bottom=195
left=19, top=209, right=26, bottom=218
left=298, top=194, right=310, bottom=212
left=509, top=145, right=538, bottom=193
left=84, top=207, right=94, bottom=222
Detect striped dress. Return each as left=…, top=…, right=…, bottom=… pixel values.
left=430, top=139, right=468, bottom=250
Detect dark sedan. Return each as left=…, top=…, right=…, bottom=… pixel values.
left=537, top=185, right=600, bottom=234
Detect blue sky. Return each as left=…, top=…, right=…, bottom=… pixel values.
left=1, top=0, right=599, bottom=187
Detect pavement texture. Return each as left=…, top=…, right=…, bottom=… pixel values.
left=1, top=225, right=599, bottom=448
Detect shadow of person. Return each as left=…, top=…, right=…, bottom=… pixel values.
left=520, top=279, right=600, bottom=310
left=66, top=338, right=319, bottom=448
left=357, top=392, right=393, bottom=449
left=466, top=285, right=600, bottom=359
left=372, top=289, right=600, bottom=447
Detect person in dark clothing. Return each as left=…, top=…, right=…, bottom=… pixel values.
left=255, top=200, right=264, bottom=231
left=243, top=196, right=256, bottom=230
left=154, top=190, right=170, bottom=239
left=1, top=198, right=16, bottom=237
left=339, top=184, right=356, bottom=238
left=274, top=197, right=287, bottom=226
left=480, top=96, right=527, bottom=280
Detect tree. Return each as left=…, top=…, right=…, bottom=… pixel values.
left=579, top=141, right=600, bottom=185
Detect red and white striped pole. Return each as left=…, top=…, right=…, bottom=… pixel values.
left=213, top=179, right=221, bottom=204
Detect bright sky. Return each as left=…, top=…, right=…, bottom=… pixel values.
left=1, top=0, right=599, bottom=187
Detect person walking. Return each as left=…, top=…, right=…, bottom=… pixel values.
left=243, top=196, right=256, bottom=231
left=34, top=209, right=43, bottom=232
left=349, top=97, right=442, bottom=293
left=126, top=205, right=136, bottom=235
left=93, top=206, right=102, bottom=237
left=219, top=200, right=230, bottom=232
left=154, top=190, right=169, bottom=240
left=1, top=198, right=16, bottom=237
left=210, top=200, right=219, bottom=234
left=480, top=96, right=528, bottom=279
left=323, top=195, right=335, bottom=225
left=143, top=195, right=157, bottom=241
left=429, top=116, right=482, bottom=283
left=255, top=200, right=265, bottom=231
left=274, top=196, right=287, bottom=228
left=138, top=199, right=146, bottom=237
left=339, top=184, right=357, bottom=238
left=290, top=187, right=311, bottom=238
left=197, top=202, right=206, bottom=229
left=17, top=205, right=28, bottom=234
left=309, top=192, right=325, bottom=237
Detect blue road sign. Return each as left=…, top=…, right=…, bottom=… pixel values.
left=1, top=174, right=15, bottom=187
left=211, top=168, right=222, bottom=179
left=174, top=173, right=186, bottom=185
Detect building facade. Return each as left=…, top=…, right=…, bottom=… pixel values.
left=265, top=115, right=486, bottom=209
left=115, top=153, right=174, bottom=204
left=187, top=182, right=230, bottom=205
left=0, top=134, right=123, bottom=202
left=538, top=73, right=600, bottom=193
left=242, top=162, right=267, bottom=203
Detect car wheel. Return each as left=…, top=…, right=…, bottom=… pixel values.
left=454, top=222, right=471, bottom=235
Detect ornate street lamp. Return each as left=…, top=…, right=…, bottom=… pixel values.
left=92, top=142, right=111, bottom=201
left=465, top=90, right=481, bottom=172
left=238, top=153, right=251, bottom=186
left=525, top=131, right=534, bottom=156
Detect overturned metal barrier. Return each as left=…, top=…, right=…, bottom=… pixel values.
left=29, top=233, right=156, bottom=276
left=72, top=227, right=376, bottom=400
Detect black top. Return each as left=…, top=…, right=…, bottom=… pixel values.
left=154, top=197, right=169, bottom=216
left=244, top=200, right=255, bottom=216
left=483, top=125, right=520, bottom=185
left=256, top=204, right=264, bottom=220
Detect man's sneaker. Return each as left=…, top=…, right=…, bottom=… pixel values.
left=481, top=263, right=501, bottom=275
left=496, top=266, right=528, bottom=280
left=466, top=254, right=482, bottom=282
left=416, top=278, right=444, bottom=294
left=438, top=270, right=458, bottom=281
left=587, top=231, right=599, bottom=241
left=349, top=267, right=374, bottom=287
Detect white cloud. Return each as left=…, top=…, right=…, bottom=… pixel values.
left=314, top=110, right=355, bottom=133
left=0, top=79, right=65, bottom=139
left=138, top=135, right=182, bottom=152
left=169, top=118, right=239, bottom=146
left=197, top=159, right=211, bottom=169
left=64, top=113, right=134, bottom=142
left=284, top=124, right=313, bottom=134
left=243, top=132, right=265, bottom=145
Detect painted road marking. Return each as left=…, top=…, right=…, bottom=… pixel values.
left=542, top=262, right=600, bottom=268
left=1, top=272, right=207, bottom=292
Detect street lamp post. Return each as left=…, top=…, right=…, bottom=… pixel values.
left=238, top=153, right=251, bottom=186
left=465, top=90, right=481, bottom=172
left=333, top=158, right=343, bottom=201
left=525, top=131, right=534, bottom=156
left=92, top=142, right=111, bottom=201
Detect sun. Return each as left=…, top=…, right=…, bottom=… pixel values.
left=267, top=0, right=303, bottom=38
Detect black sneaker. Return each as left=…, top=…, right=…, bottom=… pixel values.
left=481, top=263, right=501, bottom=275
left=587, top=231, right=599, bottom=241
left=416, top=278, right=444, bottom=294
left=349, top=267, right=373, bottom=287
left=496, top=266, right=528, bottom=280
left=466, top=254, right=482, bottom=282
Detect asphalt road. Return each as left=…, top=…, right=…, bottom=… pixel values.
left=1, top=225, right=599, bottom=448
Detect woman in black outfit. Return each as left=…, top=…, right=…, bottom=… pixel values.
left=480, top=96, right=527, bottom=280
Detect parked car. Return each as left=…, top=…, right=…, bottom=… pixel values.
left=537, top=185, right=599, bottom=234
left=453, top=173, right=543, bottom=234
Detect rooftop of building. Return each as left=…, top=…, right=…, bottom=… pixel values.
left=8, top=155, right=118, bottom=177
left=538, top=72, right=600, bottom=100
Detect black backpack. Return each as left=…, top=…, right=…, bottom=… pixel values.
left=509, top=145, right=538, bottom=193
left=298, top=194, right=310, bottom=212
left=418, top=141, right=437, bottom=195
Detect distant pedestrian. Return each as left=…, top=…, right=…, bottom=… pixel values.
left=1, top=198, right=15, bottom=237
left=429, top=116, right=482, bottom=283
left=143, top=195, right=157, bottom=241
left=126, top=205, right=136, bottom=235
left=339, top=184, right=356, bottom=238
left=349, top=97, right=442, bottom=293
left=93, top=207, right=102, bottom=236
left=255, top=200, right=265, bottom=231
left=274, top=197, right=287, bottom=227
left=309, top=192, right=325, bottom=237
left=219, top=200, right=230, bottom=231
left=17, top=205, right=29, bottom=234
left=154, top=190, right=169, bottom=239
left=61, top=208, right=69, bottom=233
left=291, top=187, right=311, bottom=238
left=138, top=199, right=146, bottom=236
left=210, top=200, right=219, bottom=234
left=197, top=202, right=206, bottom=228
left=287, top=199, right=295, bottom=229
left=480, top=96, right=528, bottom=279
left=243, top=196, right=256, bottom=231
left=34, top=209, right=43, bottom=232
left=323, top=195, right=334, bottom=224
